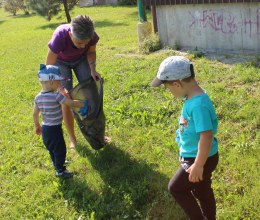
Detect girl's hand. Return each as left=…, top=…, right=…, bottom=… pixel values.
left=186, top=163, right=204, bottom=183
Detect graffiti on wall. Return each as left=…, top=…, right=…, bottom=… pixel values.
left=189, top=8, right=260, bottom=37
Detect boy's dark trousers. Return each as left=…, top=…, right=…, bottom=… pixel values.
left=168, top=153, right=219, bottom=220
left=42, top=125, right=67, bottom=173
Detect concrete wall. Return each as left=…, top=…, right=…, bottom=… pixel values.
left=80, top=0, right=94, bottom=7
left=105, top=0, right=117, bottom=4
left=80, top=0, right=117, bottom=6
left=156, top=3, right=260, bottom=53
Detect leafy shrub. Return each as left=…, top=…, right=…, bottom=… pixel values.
left=139, top=33, right=161, bottom=54
left=246, top=57, right=260, bottom=68
left=171, top=44, right=181, bottom=50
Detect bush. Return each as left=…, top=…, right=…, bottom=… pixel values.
left=3, top=0, right=24, bottom=15
left=246, top=57, right=260, bottom=68
left=139, top=33, right=161, bottom=54
left=118, top=0, right=136, bottom=5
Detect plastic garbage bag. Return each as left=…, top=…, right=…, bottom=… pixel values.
left=69, top=78, right=106, bottom=150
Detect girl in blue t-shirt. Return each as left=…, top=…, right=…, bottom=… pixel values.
left=152, top=56, right=219, bottom=220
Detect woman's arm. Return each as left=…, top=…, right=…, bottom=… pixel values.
left=87, top=45, right=101, bottom=80
left=46, top=49, right=58, bottom=65
left=63, top=98, right=84, bottom=108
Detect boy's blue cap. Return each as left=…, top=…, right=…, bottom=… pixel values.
left=38, top=64, right=69, bottom=81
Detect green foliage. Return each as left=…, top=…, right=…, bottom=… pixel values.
left=67, top=0, right=79, bottom=10
left=139, top=33, right=161, bottom=54
left=29, top=0, right=61, bottom=21
left=28, top=0, right=78, bottom=22
left=246, top=56, right=260, bottom=68
left=22, top=0, right=31, bottom=14
left=0, top=6, right=259, bottom=220
left=192, top=47, right=204, bottom=58
left=171, top=43, right=181, bottom=50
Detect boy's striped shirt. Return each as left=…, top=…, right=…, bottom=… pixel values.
left=34, top=92, right=66, bottom=126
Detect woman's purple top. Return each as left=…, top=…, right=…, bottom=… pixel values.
left=48, top=24, right=99, bottom=62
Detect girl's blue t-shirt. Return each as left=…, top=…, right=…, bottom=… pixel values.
left=176, top=93, right=218, bottom=158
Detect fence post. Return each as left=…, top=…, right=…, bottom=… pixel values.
left=137, top=0, right=147, bottom=22
left=137, top=0, right=152, bottom=45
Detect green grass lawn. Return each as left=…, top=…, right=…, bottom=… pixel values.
left=0, top=6, right=259, bottom=220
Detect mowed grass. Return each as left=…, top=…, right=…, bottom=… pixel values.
left=0, top=6, right=259, bottom=220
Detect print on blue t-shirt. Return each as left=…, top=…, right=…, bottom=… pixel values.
left=176, top=93, right=218, bottom=158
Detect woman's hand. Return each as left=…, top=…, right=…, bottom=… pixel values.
left=91, top=70, right=101, bottom=81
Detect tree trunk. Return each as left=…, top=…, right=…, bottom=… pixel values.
left=62, top=0, right=71, bottom=23
left=47, top=11, right=51, bottom=21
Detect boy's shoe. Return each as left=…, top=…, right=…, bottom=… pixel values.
left=56, top=169, right=73, bottom=178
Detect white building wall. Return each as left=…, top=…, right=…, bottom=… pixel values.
left=80, top=0, right=94, bottom=6
left=156, top=3, right=260, bottom=53
left=106, top=0, right=117, bottom=4
left=80, top=0, right=117, bottom=6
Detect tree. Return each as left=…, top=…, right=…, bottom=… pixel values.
left=3, top=0, right=24, bottom=15
left=22, top=0, right=31, bottom=15
left=29, top=0, right=61, bottom=21
left=62, top=0, right=79, bottom=23
left=29, top=0, right=79, bottom=22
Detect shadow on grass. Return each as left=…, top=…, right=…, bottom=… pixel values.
left=126, top=11, right=138, bottom=19
left=95, top=19, right=128, bottom=28
left=0, top=20, right=5, bottom=25
left=70, top=143, right=185, bottom=219
left=12, top=13, right=37, bottom=19
left=36, top=22, right=65, bottom=30
left=34, top=19, right=126, bottom=31
left=58, top=177, right=99, bottom=218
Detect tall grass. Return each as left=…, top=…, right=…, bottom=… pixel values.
left=0, top=6, right=259, bottom=220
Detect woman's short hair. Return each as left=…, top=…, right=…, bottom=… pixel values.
left=71, top=15, right=94, bottom=40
